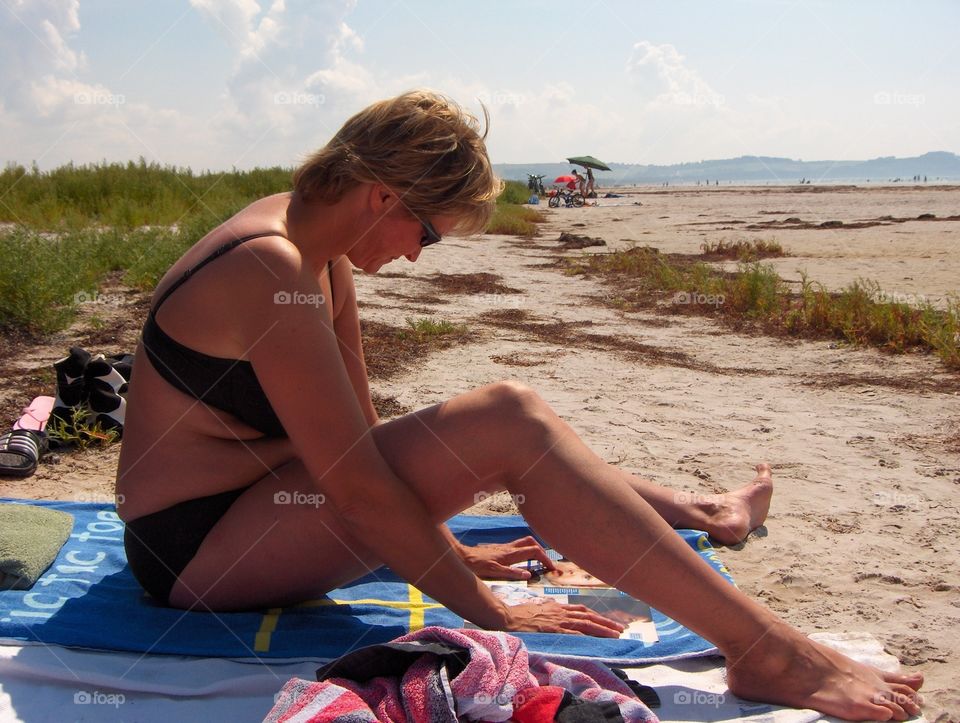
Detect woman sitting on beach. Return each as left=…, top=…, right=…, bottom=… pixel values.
left=116, top=90, right=922, bottom=720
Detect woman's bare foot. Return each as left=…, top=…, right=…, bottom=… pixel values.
left=691, top=463, right=774, bottom=544
left=725, top=622, right=923, bottom=720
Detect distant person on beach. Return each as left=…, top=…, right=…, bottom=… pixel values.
left=116, top=89, right=922, bottom=721
left=585, top=167, right=595, bottom=197
left=572, top=168, right=586, bottom=195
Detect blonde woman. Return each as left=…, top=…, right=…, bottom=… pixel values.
left=116, top=91, right=921, bottom=720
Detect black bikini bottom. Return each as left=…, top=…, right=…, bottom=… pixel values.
left=124, top=487, right=248, bottom=605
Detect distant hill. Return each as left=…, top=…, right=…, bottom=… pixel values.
left=495, top=151, right=960, bottom=186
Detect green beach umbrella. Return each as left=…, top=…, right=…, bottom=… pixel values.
left=566, top=155, right=611, bottom=171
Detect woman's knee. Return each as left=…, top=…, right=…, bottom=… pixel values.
left=484, top=380, right=556, bottom=438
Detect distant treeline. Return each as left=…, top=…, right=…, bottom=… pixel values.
left=0, top=159, right=292, bottom=229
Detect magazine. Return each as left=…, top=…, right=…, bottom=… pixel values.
left=467, top=554, right=658, bottom=643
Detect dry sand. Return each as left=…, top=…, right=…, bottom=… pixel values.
left=1, top=184, right=958, bottom=720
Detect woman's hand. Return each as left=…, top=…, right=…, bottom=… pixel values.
left=458, top=536, right=557, bottom=580
left=502, top=600, right=626, bottom=638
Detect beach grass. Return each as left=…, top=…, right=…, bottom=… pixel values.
left=486, top=204, right=546, bottom=237
left=700, top=238, right=785, bottom=261
left=0, top=164, right=546, bottom=338
left=401, top=317, right=468, bottom=341
left=0, top=159, right=291, bottom=229
left=566, top=246, right=960, bottom=370
left=0, top=221, right=208, bottom=335
left=487, top=180, right=546, bottom=237
left=497, top=180, right=534, bottom=206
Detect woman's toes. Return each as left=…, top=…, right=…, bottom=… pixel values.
left=887, top=683, right=922, bottom=714
left=883, top=670, right=923, bottom=689
left=874, top=695, right=909, bottom=722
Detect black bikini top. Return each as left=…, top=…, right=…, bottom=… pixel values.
left=141, top=232, right=333, bottom=438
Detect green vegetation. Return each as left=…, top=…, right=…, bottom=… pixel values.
left=46, top=408, right=120, bottom=449
left=485, top=179, right=547, bottom=238
left=566, top=246, right=960, bottom=370
left=0, top=160, right=284, bottom=335
left=486, top=204, right=546, bottom=238
left=497, top=179, right=533, bottom=206
left=0, top=218, right=209, bottom=335
left=0, top=164, right=552, bottom=339
left=0, top=159, right=290, bottom=229
left=700, top=238, right=785, bottom=261
left=400, top=317, right=468, bottom=341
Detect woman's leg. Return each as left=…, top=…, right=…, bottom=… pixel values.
left=621, top=466, right=772, bottom=544
left=171, top=381, right=920, bottom=719
left=370, top=382, right=920, bottom=719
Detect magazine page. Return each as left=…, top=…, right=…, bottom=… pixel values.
left=468, top=554, right=658, bottom=643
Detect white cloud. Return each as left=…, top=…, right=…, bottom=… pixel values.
left=0, top=0, right=84, bottom=112
left=627, top=41, right=725, bottom=111
left=187, top=0, right=377, bottom=150
left=0, top=1, right=217, bottom=170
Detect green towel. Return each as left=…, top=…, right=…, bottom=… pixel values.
left=0, top=504, right=74, bottom=590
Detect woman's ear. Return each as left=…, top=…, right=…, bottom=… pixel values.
left=368, top=183, right=399, bottom=216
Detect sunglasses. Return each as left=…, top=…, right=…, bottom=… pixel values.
left=419, top=217, right=442, bottom=247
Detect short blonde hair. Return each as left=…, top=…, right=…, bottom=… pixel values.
left=293, top=90, right=503, bottom=235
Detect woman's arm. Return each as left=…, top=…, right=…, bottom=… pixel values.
left=239, top=242, right=514, bottom=628
left=440, top=524, right=558, bottom=580
left=329, top=258, right=379, bottom=426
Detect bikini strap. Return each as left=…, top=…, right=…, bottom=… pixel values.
left=151, top=232, right=285, bottom=314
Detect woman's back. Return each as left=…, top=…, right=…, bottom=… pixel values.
left=116, top=193, right=335, bottom=520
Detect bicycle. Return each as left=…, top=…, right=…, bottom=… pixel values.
left=526, top=174, right=546, bottom=195
left=548, top=188, right=585, bottom=207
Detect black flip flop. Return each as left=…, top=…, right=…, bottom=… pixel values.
left=0, top=429, right=45, bottom=477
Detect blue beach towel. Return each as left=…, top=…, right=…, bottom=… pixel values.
left=0, top=500, right=733, bottom=664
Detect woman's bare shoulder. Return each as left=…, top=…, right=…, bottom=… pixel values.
left=155, top=195, right=293, bottom=298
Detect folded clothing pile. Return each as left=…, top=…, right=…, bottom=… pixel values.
left=0, top=503, right=73, bottom=590
left=266, top=626, right=659, bottom=723
left=50, top=347, right=134, bottom=438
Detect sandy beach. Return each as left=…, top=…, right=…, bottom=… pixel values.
left=1, top=184, right=958, bottom=719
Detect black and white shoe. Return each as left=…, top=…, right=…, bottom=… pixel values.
left=0, top=429, right=46, bottom=478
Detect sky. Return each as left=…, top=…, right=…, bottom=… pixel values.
left=1, top=0, right=957, bottom=171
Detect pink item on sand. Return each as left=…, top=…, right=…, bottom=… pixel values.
left=13, top=396, right=55, bottom=432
